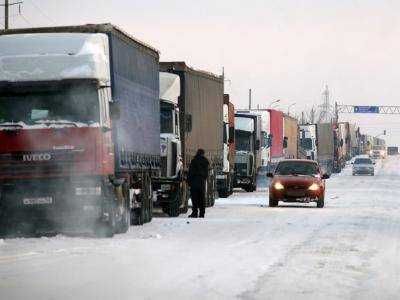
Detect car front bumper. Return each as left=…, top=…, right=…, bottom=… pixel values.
left=270, top=188, right=323, bottom=202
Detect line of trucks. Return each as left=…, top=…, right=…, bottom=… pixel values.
left=0, top=24, right=384, bottom=237
left=0, top=23, right=241, bottom=236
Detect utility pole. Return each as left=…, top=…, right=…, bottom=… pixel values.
left=248, top=89, right=252, bottom=110
left=4, top=0, right=9, bottom=30
left=1, top=0, right=23, bottom=30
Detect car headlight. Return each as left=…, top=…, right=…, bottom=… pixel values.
left=273, top=182, right=285, bottom=190
left=76, top=187, right=102, bottom=196
left=308, top=183, right=320, bottom=191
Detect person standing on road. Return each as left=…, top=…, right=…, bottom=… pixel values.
left=187, top=149, right=209, bottom=218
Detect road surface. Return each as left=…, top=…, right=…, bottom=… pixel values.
left=0, top=157, right=400, bottom=300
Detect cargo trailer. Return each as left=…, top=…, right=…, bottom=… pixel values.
left=156, top=62, right=223, bottom=209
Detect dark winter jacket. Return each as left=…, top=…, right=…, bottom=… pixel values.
left=188, top=154, right=210, bottom=190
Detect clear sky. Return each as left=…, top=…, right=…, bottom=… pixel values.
left=2, top=0, right=400, bottom=144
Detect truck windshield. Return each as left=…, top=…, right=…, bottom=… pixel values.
left=0, top=84, right=100, bottom=126
left=275, top=161, right=319, bottom=176
left=235, top=131, right=253, bottom=152
left=300, top=138, right=313, bottom=150
left=160, top=107, right=174, bottom=134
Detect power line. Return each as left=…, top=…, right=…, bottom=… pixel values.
left=0, top=0, right=23, bottom=29
left=27, top=0, right=55, bottom=25
left=18, top=12, right=32, bottom=26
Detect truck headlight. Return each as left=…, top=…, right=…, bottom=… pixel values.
left=308, top=183, right=320, bottom=191
left=76, top=187, right=102, bottom=196
left=161, top=184, right=171, bottom=191
left=273, top=182, right=285, bottom=190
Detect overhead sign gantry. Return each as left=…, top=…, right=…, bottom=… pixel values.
left=336, top=104, right=400, bottom=115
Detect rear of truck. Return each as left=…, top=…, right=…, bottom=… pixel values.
left=268, top=109, right=284, bottom=171
left=0, top=24, right=160, bottom=236
left=316, top=123, right=335, bottom=174
left=283, top=114, right=298, bottom=159
left=159, top=62, right=224, bottom=207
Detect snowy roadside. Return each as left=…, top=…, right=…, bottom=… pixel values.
left=0, top=157, right=399, bottom=300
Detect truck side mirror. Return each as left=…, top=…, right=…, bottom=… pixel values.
left=185, top=114, right=192, bottom=132
left=268, top=134, right=273, bottom=147
left=229, top=127, right=235, bottom=144
left=110, top=103, right=121, bottom=120
left=255, top=139, right=261, bottom=150
left=283, top=137, right=288, bottom=149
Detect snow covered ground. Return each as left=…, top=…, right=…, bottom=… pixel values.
left=1, top=157, right=400, bottom=300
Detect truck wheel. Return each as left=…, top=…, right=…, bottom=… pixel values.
left=179, top=183, right=189, bottom=214
left=269, top=197, right=278, bottom=207
left=244, top=185, right=254, bottom=192
left=167, top=199, right=180, bottom=217
left=317, top=196, right=325, bottom=208
left=96, top=205, right=115, bottom=238
left=115, top=183, right=130, bottom=234
left=218, top=189, right=229, bottom=198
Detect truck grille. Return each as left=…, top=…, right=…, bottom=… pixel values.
left=160, top=157, right=167, bottom=177
left=0, top=151, right=79, bottom=177
left=235, top=163, right=248, bottom=176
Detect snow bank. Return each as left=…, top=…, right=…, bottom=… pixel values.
left=0, top=33, right=110, bottom=84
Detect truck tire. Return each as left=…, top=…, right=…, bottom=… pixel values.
left=96, top=204, right=116, bottom=238
left=167, top=199, right=180, bottom=217
left=131, top=172, right=151, bottom=225
left=115, top=183, right=130, bottom=234
left=218, top=189, right=229, bottom=198
left=244, top=184, right=255, bottom=192
left=317, top=196, right=325, bottom=208
left=269, top=197, right=278, bottom=207
left=179, top=183, right=189, bottom=214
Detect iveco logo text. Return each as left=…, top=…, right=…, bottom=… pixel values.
left=23, top=153, right=52, bottom=162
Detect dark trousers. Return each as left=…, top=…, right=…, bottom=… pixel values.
left=191, top=187, right=205, bottom=217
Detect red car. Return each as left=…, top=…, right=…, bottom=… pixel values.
left=267, top=160, right=330, bottom=208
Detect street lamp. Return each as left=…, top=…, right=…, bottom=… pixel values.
left=287, top=102, right=296, bottom=116
left=268, top=99, right=281, bottom=108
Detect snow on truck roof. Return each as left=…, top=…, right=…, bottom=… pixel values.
left=160, top=62, right=223, bottom=82
left=0, top=23, right=159, bottom=57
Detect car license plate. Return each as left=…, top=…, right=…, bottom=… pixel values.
left=23, top=197, right=53, bottom=205
left=287, top=190, right=305, bottom=197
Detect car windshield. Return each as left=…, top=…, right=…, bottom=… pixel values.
left=354, top=158, right=373, bottom=164
left=0, top=83, right=100, bottom=126
left=275, top=161, right=319, bottom=176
